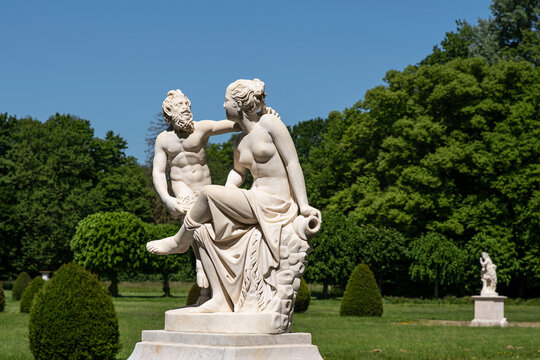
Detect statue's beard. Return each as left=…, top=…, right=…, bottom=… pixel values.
left=172, top=111, right=194, bottom=133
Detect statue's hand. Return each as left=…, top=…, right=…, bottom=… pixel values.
left=164, top=196, right=186, bottom=218
left=261, top=106, right=281, bottom=119
left=300, top=205, right=321, bottom=220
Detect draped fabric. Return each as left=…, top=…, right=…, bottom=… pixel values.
left=190, top=187, right=298, bottom=312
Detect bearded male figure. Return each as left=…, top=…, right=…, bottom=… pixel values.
left=152, top=89, right=238, bottom=221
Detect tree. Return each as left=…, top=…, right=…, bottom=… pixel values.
left=304, top=211, right=361, bottom=297
left=20, top=276, right=45, bottom=313
left=12, top=271, right=31, bottom=300
left=89, top=160, right=154, bottom=222
left=313, top=58, right=538, bottom=295
left=206, top=138, right=235, bottom=186
left=71, top=212, right=147, bottom=296
left=356, top=225, right=408, bottom=294
left=340, top=264, right=383, bottom=317
left=409, top=232, right=466, bottom=298
left=0, top=114, right=154, bottom=275
left=289, top=117, right=328, bottom=162
left=422, top=0, right=539, bottom=65
left=143, top=223, right=194, bottom=296
left=29, top=263, right=120, bottom=360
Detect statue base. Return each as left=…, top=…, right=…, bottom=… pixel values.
left=470, top=295, right=508, bottom=327
left=127, top=330, right=323, bottom=360
left=165, top=309, right=288, bottom=334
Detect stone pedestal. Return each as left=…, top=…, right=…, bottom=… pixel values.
left=127, top=330, right=323, bottom=360
left=471, top=295, right=508, bottom=327
left=165, top=309, right=286, bottom=334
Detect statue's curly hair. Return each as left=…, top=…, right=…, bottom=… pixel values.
left=226, top=79, right=266, bottom=114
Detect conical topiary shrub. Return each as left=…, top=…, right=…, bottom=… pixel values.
left=12, top=272, right=31, bottom=300
left=294, top=278, right=311, bottom=313
left=340, top=264, right=383, bottom=317
left=186, top=283, right=201, bottom=306
left=0, top=283, right=5, bottom=312
left=29, top=263, right=120, bottom=360
left=20, top=276, right=45, bottom=313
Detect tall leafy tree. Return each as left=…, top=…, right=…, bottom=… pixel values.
left=0, top=114, right=154, bottom=275
left=422, top=0, right=539, bottom=65
left=304, top=211, right=362, bottom=298
left=71, top=211, right=147, bottom=297
left=356, top=225, right=408, bottom=294
left=409, top=232, right=466, bottom=298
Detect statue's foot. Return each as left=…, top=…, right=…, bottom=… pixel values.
left=146, top=236, right=189, bottom=255
left=189, top=298, right=231, bottom=313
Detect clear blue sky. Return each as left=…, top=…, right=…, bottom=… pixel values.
left=1, top=0, right=492, bottom=163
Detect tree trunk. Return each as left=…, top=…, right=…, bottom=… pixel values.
left=322, top=281, right=329, bottom=299
left=434, top=282, right=439, bottom=299
left=108, top=273, right=119, bottom=297
left=162, top=273, right=171, bottom=297
left=377, top=277, right=383, bottom=295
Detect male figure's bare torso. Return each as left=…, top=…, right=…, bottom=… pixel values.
left=153, top=120, right=238, bottom=217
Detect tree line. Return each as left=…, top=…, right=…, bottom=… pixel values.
left=1, top=0, right=537, bottom=298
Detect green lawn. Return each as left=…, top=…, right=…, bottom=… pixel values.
left=1, top=282, right=539, bottom=360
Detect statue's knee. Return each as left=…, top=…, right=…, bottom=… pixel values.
left=201, top=185, right=220, bottom=198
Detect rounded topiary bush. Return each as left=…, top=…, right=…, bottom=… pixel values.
left=0, top=283, right=5, bottom=312
left=29, top=263, right=120, bottom=360
left=12, top=272, right=31, bottom=300
left=20, top=276, right=45, bottom=313
left=186, top=283, right=201, bottom=306
left=340, top=264, right=383, bottom=317
left=294, top=278, right=311, bottom=313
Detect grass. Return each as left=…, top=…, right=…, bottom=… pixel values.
left=1, top=282, right=539, bottom=359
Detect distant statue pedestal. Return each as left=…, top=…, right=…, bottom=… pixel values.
left=470, top=295, right=508, bottom=327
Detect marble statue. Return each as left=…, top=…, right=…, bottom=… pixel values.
left=480, top=252, right=498, bottom=296
left=146, top=79, right=321, bottom=332
left=148, top=89, right=282, bottom=305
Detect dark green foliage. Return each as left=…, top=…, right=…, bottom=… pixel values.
left=186, top=283, right=201, bottom=306
left=304, top=211, right=361, bottom=297
left=71, top=211, right=147, bottom=297
left=340, top=264, right=383, bottom=317
left=143, top=223, right=194, bottom=296
left=206, top=138, right=235, bottom=186
left=12, top=272, right=31, bottom=300
left=0, top=113, right=154, bottom=276
left=29, top=263, right=120, bottom=360
left=357, top=225, right=408, bottom=293
left=409, top=233, right=466, bottom=298
left=422, top=0, right=539, bottom=65
left=294, top=278, right=311, bottom=313
left=289, top=117, right=328, bottom=162
left=20, top=276, right=45, bottom=313
left=0, top=284, right=5, bottom=312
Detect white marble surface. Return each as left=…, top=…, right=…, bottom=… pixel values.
left=127, top=331, right=323, bottom=360
left=471, top=295, right=508, bottom=327
left=480, top=252, right=498, bottom=296
left=164, top=310, right=287, bottom=334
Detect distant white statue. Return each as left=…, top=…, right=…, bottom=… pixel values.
left=480, top=252, right=497, bottom=296
left=147, top=79, right=321, bottom=333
